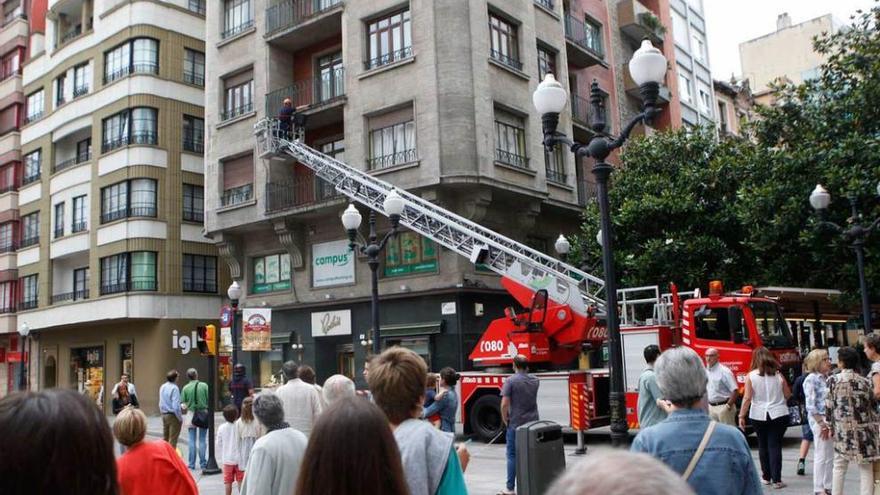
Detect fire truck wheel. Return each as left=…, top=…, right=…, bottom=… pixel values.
left=470, top=394, right=504, bottom=443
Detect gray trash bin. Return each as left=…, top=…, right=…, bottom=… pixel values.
left=515, top=420, right=566, bottom=495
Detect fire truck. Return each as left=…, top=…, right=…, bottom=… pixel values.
left=254, top=120, right=802, bottom=442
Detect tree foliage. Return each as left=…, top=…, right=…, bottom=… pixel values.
left=576, top=5, right=880, bottom=305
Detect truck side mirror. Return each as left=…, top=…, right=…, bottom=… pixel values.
left=729, top=306, right=744, bottom=344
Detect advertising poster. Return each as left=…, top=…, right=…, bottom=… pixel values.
left=312, top=239, right=355, bottom=287
left=242, top=308, right=272, bottom=351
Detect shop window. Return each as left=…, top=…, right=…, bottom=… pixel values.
left=384, top=232, right=438, bottom=277
left=70, top=346, right=104, bottom=411
left=120, top=343, right=133, bottom=380
left=385, top=336, right=431, bottom=370
left=252, top=253, right=291, bottom=293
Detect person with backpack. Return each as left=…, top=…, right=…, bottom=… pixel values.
left=181, top=368, right=209, bottom=470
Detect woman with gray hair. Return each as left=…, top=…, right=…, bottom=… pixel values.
left=240, top=392, right=308, bottom=495
left=546, top=450, right=694, bottom=495
left=323, top=374, right=356, bottom=406
left=631, top=347, right=763, bottom=495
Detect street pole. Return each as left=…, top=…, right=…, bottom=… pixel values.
left=368, top=244, right=381, bottom=357
left=203, top=353, right=221, bottom=475
left=231, top=300, right=239, bottom=366
left=19, top=335, right=27, bottom=391
left=853, top=239, right=873, bottom=334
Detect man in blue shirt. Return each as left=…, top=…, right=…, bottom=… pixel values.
left=500, top=355, right=539, bottom=495
left=631, top=347, right=762, bottom=495
left=158, top=369, right=182, bottom=448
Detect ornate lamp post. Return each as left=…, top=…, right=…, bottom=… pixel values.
left=226, top=280, right=243, bottom=366
left=18, top=322, right=29, bottom=391
left=341, top=190, right=406, bottom=356
left=534, top=40, right=668, bottom=447
left=809, top=183, right=880, bottom=334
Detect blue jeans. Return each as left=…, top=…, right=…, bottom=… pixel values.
left=188, top=426, right=207, bottom=469
left=506, top=426, right=517, bottom=491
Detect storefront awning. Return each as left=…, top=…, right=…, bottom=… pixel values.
left=374, top=321, right=444, bottom=338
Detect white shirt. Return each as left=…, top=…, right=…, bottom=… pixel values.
left=216, top=421, right=241, bottom=466
left=274, top=378, right=323, bottom=437
left=747, top=369, right=789, bottom=421
left=241, top=428, right=307, bottom=495
left=706, top=363, right=738, bottom=403
left=111, top=382, right=137, bottom=399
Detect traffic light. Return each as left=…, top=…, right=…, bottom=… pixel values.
left=197, top=325, right=217, bottom=356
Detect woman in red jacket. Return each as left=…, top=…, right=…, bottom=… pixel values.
left=113, top=406, right=198, bottom=495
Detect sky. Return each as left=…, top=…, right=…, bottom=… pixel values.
left=704, top=0, right=877, bottom=80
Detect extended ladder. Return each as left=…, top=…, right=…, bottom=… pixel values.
left=254, top=119, right=607, bottom=315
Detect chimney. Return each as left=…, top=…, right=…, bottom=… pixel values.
left=777, top=13, right=791, bottom=31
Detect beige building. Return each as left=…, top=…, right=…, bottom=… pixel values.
left=713, top=78, right=753, bottom=137
left=15, top=0, right=226, bottom=413
left=740, top=12, right=840, bottom=106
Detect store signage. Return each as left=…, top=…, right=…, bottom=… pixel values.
left=441, top=302, right=456, bottom=315
left=312, top=240, right=355, bottom=287
left=220, top=306, right=234, bottom=327
left=172, top=329, right=199, bottom=355
left=311, top=309, right=352, bottom=337
left=243, top=308, right=272, bottom=351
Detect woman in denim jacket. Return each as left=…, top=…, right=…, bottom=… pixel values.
left=422, top=367, right=459, bottom=433
left=631, top=347, right=763, bottom=495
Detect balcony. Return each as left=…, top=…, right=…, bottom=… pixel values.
left=617, top=0, right=665, bottom=47
left=24, top=111, right=43, bottom=125
left=564, top=14, right=604, bottom=68
left=103, top=62, right=159, bottom=85
left=577, top=179, right=598, bottom=206
left=183, top=70, right=205, bottom=87
left=546, top=168, right=567, bottom=184
left=265, top=0, right=343, bottom=51
left=71, top=221, right=87, bottom=233
left=494, top=149, right=529, bottom=170
left=100, top=205, right=157, bottom=224
left=182, top=208, right=204, bottom=222
left=51, top=289, right=89, bottom=304
left=534, top=0, right=553, bottom=11
left=570, top=94, right=609, bottom=140
left=100, top=280, right=157, bottom=295
left=266, top=176, right=341, bottom=213
left=367, top=149, right=417, bottom=171
left=187, top=0, right=205, bottom=15
left=183, top=133, right=204, bottom=153
left=489, top=49, right=523, bottom=72
left=221, top=19, right=254, bottom=40
left=0, top=242, right=18, bottom=253
left=73, top=85, right=89, bottom=98
left=221, top=103, right=254, bottom=123
left=17, top=299, right=36, bottom=310
left=183, top=280, right=217, bottom=293
left=364, top=46, right=413, bottom=71
left=53, top=151, right=91, bottom=174
left=220, top=184, right=253, bottom=208
left=265, top=68, right=345, bottom=129
left=101, top=131, right=158, bottom=153
left=20, top=236, right=38, bottom=248
left=624, top=70, right=670, bottom=105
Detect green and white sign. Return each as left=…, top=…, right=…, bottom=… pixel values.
left=312, top=239, right=355, bottom=287
left=253, top=253, right=291, bottom=293
left=384, top=232, right=438, bottom=277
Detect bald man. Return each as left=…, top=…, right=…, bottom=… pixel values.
left=705, top=348, right=738, bottom=426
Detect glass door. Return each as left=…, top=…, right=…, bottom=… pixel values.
left=317, top=52, right=343, bottom=103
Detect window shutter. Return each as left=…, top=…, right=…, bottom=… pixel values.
left=222, top=155, right=253, bottom=190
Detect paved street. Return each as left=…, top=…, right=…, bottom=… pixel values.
left=139, top=414, right=860, bottom=494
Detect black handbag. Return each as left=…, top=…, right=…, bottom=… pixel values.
left=190, top=382, right=209, bottom=428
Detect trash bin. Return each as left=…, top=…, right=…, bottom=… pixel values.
left=515, top=420, right=566, bottom=495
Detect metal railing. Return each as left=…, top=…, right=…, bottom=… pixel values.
left=188, top=0, right=206, bottom=15
left=0, top=305, right=14, bottom=314
left=490, top=49, right=523, bottom=71
left=183, top=280, right=217, bottom=293
left=100, top=206, right=157, bottom=224
left=571, top=94, right=592, bottom=126
left=221, top=184, right=254, bottom=207
left=495, top=149, right=528, bottom=169
left=51, top=289, right=90, bottom=304
left=60, top=25, right=82, bottom=45
left=221, top=103, right=254, bottom=122
left=266, top=0, right=342, bottom=36
left=0, top=242, right=17, bottom=253
left=534, top=0, right=553, bottom=10
left=265, top=175, right=342, bottom=213
left=221, top=19, right=254, bottom=39
left=366, top=149, right=417, bottom=170
left=24, top=111, right=43, bottom=124
left=364, top=46, right=413, bottom=71
left=54, top=227, right=63, bottom=238
left=3, top=9, right=25, bottom=26
left=101, top=280, right=157, bottom=295
left=182, top=209, right=204, bottom=222
left=546, top=169, right=567, bottom=184
left=0, top=67, right=21, bottom=82
left=72, top=221, right=87, bottom=233
left=183, top=70, right=204, bottom=86
left=53, top=151, right=92, bottom=173
left=22, top=171, right=40, bottom=185
left=20, top=236, right=38, bottom=248
left=577, top=179, right=599, bottom=206
left=265, top=67, right=345, bottom=116
left=103, top=62, right=159, bottom=85
left=102, top=131, right=158, bottom=153
left=183, top=135, right=204, bottom=153
left=18, top=299, right=37, bottom=310
left=564, top=14, right=604, bottom=58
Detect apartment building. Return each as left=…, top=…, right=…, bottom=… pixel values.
left=0, top=0, right=27, bottom=396
left=714, top=78, right=753, bottom=137
left=740, top=13, right=841, bottom=106
left=14, top=0, right=224, bottom=413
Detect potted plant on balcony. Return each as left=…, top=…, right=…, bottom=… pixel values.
left=638, top=12, right=667, bottom=40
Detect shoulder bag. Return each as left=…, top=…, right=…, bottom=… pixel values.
left=682, top=421, right=717, bottom=481
left=191, top=382, right=210, bottom=429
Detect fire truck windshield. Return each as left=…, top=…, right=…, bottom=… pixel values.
left=749, top=301, right=794, bottom=349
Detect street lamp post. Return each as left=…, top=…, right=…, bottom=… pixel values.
left=341, top=191, right=405, bottom=356
left=809, top=183, right=880, bottom=334
left=227, top=280, right=242, bottom=366
left=18, top=322, right=29, bottom=391
left=534, top=40, right=668, bottom=447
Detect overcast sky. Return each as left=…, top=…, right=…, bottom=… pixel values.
left=704, top=0, right=876, bottom=80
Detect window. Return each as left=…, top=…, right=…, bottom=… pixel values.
left=188, top=0, right=205, bottom=15
left=104, top=38, right=159, bottom=84
left=102, top=107, right=158, bottom=152
left=221, top=155, right=254, bottom=207
left=0, top=48, right=21, bottom=80
left=691, top=32, right=706, bottom=63
left=537, top=45, right=556, bottom=81
left=76, top=137, right=92, bottom=162
left=73, top=62, right=90, bottom=97
left=489, top=13, right=520, bottom=70
left=183, top=254, right=217, bottom=293
left=183, top=49, right=205, bottom=86
left=678, top=73, right=692, bottom=103
left=73, top=267, right=89, bottom=299
left=54, top=202, right=64, bottom=238
left=365, top=9, right=412, bottom=69
left=0, top=281, right=14, bottom=312
left=25, top=89, right=44, bottom=123
left=0, top=222, right=14, bottom=252
left=384, top=232, right=438, bottom=277
left=100, top=251, right=157, bottom=294
left=0, top=163, right=13, bottom=193
left=698, top=88, right=711, bottom=115
left=182, top=184, right=204, bottom=222
left=317, top=52, right=344, bottom=102
left=581, top=17, right=603, bottom=56
left=494, top=109, right=527, bottom=169
left=672, top=11, right=689, bottom=49
left=72, top=195, right=87, bottom=232
left=21, top=212, right=38, bottom=247
left=368, top=107, right=415, bottom=169
left=544, top=144, right=566, bottom=183
left=718, top=101, right=728, bottom=134
left=20, top=274, right=37, bottom=309
left=182, top=115, right=204, bottom=153
left=252, top=253, right=291, bottom=293
left=223, top=0, right=253, bottom=39
left=223, top=79, right=253, bottom=121
left=55, top=73, right=66, bottom=106
left=317, top=140, right=343, bottom=199
left=100, top=179, right=157, bottom=223
left=695, top=306, right=740, bottom=342
left=23, top=150, right=40, bottom=185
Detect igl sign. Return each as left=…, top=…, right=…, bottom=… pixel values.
left=172, top=329, right=199, bottom=354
